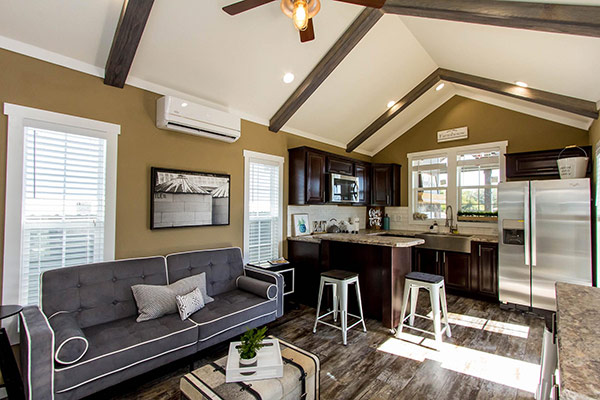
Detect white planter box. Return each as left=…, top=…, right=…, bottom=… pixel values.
left=225, top=339, right=283, bottom=383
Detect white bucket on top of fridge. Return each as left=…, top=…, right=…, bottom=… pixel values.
left=557, top=145, right=588, bottom=179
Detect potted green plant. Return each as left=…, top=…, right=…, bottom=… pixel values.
left=238, top=326, right=267, bottom=368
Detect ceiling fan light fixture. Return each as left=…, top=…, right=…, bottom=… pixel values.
left=281, top=0, right=320, bottom=31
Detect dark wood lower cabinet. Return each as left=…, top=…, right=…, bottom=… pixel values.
left=443, top=251, right=471, bottom=292
left=287, top=240, right=321, bottom=308
left=412, top=242, right=498, bottom=301
left=471, top=241, right=499, bottom=299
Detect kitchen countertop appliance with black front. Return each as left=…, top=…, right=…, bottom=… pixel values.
left=498, top=178, right=592, bottom=312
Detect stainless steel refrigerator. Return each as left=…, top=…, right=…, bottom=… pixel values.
left=498, top=178, right=592, bottom=311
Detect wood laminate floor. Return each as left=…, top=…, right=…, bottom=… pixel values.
left=90, top=293, right=545, bottom=400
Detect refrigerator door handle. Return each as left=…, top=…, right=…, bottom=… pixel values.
left=531, top=184, right=537, bottom=267
left=524, top=185, right=531, bottom=267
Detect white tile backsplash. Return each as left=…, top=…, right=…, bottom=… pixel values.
left=385, top=206, right=498, bottom=236
left=287, top=205, right=367, bottom=236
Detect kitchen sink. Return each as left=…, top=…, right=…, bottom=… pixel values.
left=415, top=232, right=473, bottom=253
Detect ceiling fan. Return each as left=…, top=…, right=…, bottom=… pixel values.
left=222, top=0, right=386, bottom=43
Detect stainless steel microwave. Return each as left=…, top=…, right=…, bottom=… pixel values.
left=330, top=174, right=360, bottom=203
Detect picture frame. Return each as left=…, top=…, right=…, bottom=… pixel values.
left=151, top=167, right=230, bottom=229
left=292, top=213, right=310, bottom=236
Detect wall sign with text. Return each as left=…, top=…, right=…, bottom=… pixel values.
left=437, top=126, right=468, bottom=143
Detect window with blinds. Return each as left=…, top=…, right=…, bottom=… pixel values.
left=411, top=155, right=448, bottom=219
left=408, top=141, right=506, bottom=223
left=21, top=127, right=107, bottom=305
left=244, top=151, right=283, bottom=264
left=457, top=149, right=500, bottom=213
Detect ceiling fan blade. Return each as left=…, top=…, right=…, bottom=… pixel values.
left=222, top=0, right=276, bottom=16
left=300, top=19, right=315, bottom=43
left=333, top=0, right=386, bottom=8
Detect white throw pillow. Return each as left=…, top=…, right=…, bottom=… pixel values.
left=176, top=287, right=205, bottom=320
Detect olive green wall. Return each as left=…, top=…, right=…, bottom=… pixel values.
left=0, top=48, right=369, bottom=291
left=372, top=96, right=590, bottom=206
left=590, top=119, right=600, bottom=149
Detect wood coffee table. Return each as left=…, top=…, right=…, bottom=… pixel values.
left=180, top=337, right=319, bottom=400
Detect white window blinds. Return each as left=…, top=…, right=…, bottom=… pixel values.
left=244, top=151, right=283, bottom=264
left=21, top=127, right=107, bottom=305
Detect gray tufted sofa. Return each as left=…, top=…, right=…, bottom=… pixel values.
left=19, top=247, right=283, bottom=400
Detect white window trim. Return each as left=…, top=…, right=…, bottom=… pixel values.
left=243, top=150, right=284, bottom=263
left=407, top=140, right=508, bottom=227
left=2, top=103, right=119, bottom=314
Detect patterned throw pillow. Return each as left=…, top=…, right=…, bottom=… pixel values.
left=176, top=287, right=205, bottom=320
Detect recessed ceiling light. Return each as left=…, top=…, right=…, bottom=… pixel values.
left=283, top=72, right=295, bottom=84
left=387, top=101, right=395, bottom=108
left=515, top=81, right=528, bottom=88
left=181, top=102, right=188, bottom=107
left=435, top=83, right=445, bottom=91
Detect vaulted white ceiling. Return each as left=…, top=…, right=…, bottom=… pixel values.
left=0, top=0, right=599, bottom=156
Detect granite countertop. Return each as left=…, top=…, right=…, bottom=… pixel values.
left=556, top=282, right=600, bottom=400
left=287, top=231, right=424, bottom=247
left=287, top=229, right=498, bottom=246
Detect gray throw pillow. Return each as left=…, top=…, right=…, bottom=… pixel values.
left=170, top=273, right=214, bottom=305
left=49, top=313, right=89, bottom=365
left=132, top=272, right=214, bottom=322
left=175, top=287, right=205, bottom=320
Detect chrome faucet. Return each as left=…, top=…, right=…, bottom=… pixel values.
left=445, top=205, right=456, bottom=233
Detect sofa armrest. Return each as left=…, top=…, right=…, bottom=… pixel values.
left=237, top=276, right=278, bottom=300
left=244, top=266, right=284, bottom=318
left=19, top=306, right=54, bottom=400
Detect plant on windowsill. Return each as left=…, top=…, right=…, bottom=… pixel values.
left=457, top=211, right=498, bottom=222
left=238, top=326, right=267, bottom=368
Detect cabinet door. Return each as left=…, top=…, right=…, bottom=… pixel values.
left=443, top=251, right=470, bottom=292
left=477, top=243, right=498, bottom=298
left=327, top=156, right=354, bottom=176
left=414, top=248, right=440, bottom=275
left=372, top=165, right=391, bottom=206
left=288, top=241, right=320, bottom=307
left=306, top=151, right=326, bottom=203
left=354, top=163, right=370, bottom=205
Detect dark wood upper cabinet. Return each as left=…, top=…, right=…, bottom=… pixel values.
left=354, top=162, right=370, bottom=205
left=371, top=163, right=401, bottom=206
left=288, top=146, right=398, bottom=206
left=505, top=146, right=592, bottom=180
left=289, top=147, right=326, bottom=205
left=327, top=156, right=354, bottom=176
left=306, top=151, right=326, bottom=204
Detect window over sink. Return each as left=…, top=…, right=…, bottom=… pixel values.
left=408, top=141, right=507, bottom=224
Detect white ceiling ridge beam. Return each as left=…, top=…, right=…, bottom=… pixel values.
left=364, top=85, right=456, bottom=156
left=283, top=125, right=375, bottom=157
left=453, top=85, right=593, bottom=131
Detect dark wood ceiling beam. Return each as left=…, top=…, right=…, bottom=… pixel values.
left=439, top=69, right=599, bottom=119
left=345, top=68, right=598, bottom=153
left=269, top=7, right=384, bottom=133
left=382, top=0, right=600, bottom=38
left=104, top=0, right=155, bottom=88
left=345, top=69, right=441, bottom=153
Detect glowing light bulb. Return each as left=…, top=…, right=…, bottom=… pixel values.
left=292, top=0, right=309, bottom=31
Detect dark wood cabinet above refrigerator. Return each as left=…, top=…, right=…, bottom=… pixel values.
left=288, top=146, right=400, bottom=206
left=505, top=146, right=592, bottom=181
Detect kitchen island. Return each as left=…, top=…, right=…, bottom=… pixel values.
left=288, top=232, right=424, bottom=329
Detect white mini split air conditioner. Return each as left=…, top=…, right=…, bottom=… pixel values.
left=156, top=96, right=241, bottom=143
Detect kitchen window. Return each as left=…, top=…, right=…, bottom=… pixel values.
left=408, top=141, right=507, bottom=224
left=2, top=103, right=118, bottom=326
left=243, top=150, right=284, bottom=263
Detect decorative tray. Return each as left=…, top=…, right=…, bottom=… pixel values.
left=225, top=338, right=283, bottom=383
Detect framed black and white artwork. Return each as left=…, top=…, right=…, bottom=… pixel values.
left=151, top=167, right=230, bottom=229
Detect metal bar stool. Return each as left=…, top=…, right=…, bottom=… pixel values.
left=395, top=271, right=451, bottom=346
left=313, top=270, right=366, bottom=345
